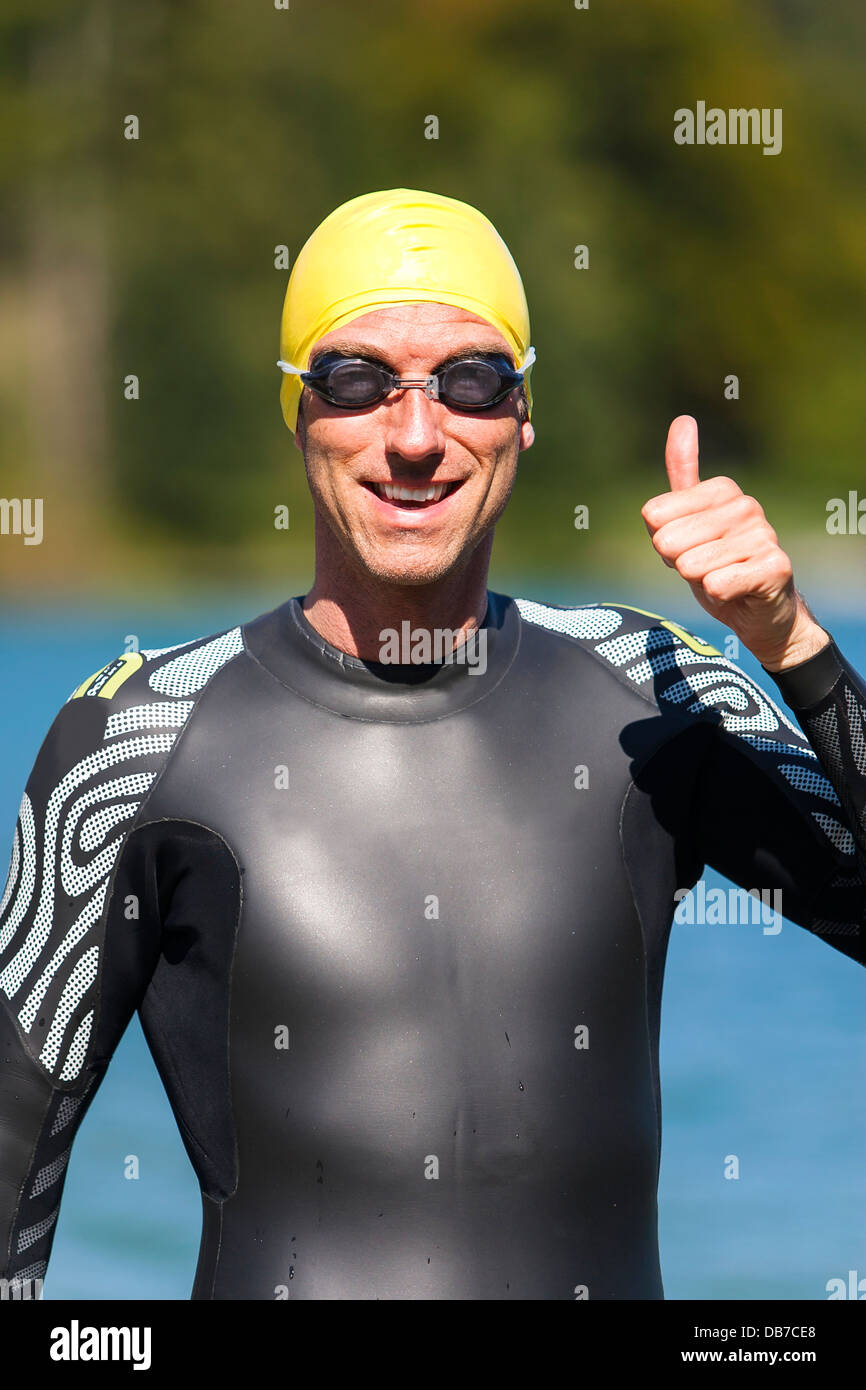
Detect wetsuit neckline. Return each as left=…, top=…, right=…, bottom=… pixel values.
left=242, top=590, right=521, bottom=722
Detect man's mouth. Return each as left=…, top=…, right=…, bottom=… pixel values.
left=363, top=480, right=463, bottom=510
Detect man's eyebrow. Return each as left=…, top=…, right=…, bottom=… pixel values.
left=310, top=342, right=515, bottom=369
left=435, top=347, right=516, bottom=369
left=312, top=341, right=385, bottom=361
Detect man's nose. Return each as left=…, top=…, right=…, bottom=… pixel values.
left=380, top=384, right=447, bottom=461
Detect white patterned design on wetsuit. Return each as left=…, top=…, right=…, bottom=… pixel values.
left=515, top=599, right=623, bottom=642
left=148, top=628, right=244, bottom=697
left=515, top=598, right=855, bottom=864
left=0, top=736, right=175, bottom=1002
left=0, top=626, right=244, bottom=1082
left=0, top=794, right=35, bottom=953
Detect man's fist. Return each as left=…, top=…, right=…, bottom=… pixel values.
left=640, top=416, right=828, bottom=671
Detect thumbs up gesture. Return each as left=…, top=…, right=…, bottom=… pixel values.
left=640, top=417, right=829, bottom=671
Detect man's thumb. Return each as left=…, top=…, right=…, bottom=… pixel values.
left=664, top=415, right=700, bottom=490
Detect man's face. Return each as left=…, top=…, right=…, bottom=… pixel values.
left=295, top=302, right=535, bottom=587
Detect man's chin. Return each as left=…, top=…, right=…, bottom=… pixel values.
left=354, top=543, right=467, bottom=589
left=362, top=561, right=458, bottom=588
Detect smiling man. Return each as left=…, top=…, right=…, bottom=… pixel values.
left=285, top=299, right=533, bottom=670
left=0, top=188, right=864, bottom=1301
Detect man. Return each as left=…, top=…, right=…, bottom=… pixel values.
left=0, top=188, right=863, bottom=1300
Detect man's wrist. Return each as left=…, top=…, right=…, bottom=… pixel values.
left=761, top=632, right=842, bottom=710
left=759, top=620, right=831, bottom=674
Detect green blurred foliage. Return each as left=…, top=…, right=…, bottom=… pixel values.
left=0, top=0, right=865, bottom=592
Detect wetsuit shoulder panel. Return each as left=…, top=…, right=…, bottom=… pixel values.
left=515, top=598, right=865, bottom=963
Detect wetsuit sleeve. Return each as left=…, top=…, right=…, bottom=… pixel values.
left=687, top=635, right=866, bottom=964
left=520, top=601, right=866, bottom=965
left=764, top=638, right=866, bottom=879
left=0, top=664, right=173, bottom=1293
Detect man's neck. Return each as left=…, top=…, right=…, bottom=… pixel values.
left=301, top=552, right=492, bottom=663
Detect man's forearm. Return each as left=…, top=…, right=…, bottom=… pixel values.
left=765, top=633, right=866, bottom=899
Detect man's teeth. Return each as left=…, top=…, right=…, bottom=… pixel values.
left=374, top=481, right=449, bottom=503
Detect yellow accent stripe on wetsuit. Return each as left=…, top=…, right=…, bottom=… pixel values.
left=598, top=603, right=721, bottom=657
left=71, top=652, right=143, bottom=700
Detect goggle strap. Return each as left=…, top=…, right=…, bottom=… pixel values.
left=280, top=350, right=535, bottom=378
left=519, top=346, right=536, bottom=373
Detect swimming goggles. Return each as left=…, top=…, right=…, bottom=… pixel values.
left=277, top=346, right=535, bottom=411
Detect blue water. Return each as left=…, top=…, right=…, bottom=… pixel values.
left=0, top=594, right=863, bottom=1301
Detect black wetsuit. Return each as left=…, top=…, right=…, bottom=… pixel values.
left=0, top=593, right=864, bottom=1300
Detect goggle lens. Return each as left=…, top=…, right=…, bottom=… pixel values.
left=306, top=355, right=522, bottom=410
left=439, top=360, right=503, bottom=406
left=324, top=360, right=387, bottom=406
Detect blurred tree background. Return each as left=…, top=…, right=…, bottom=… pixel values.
left=0, top=0, right=864, bottom=599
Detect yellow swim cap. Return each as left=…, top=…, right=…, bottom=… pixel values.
left=278, top=187, right=533, bottom=433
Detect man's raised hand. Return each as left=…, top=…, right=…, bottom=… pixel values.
left=640, top=415, right=828, bottom=671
